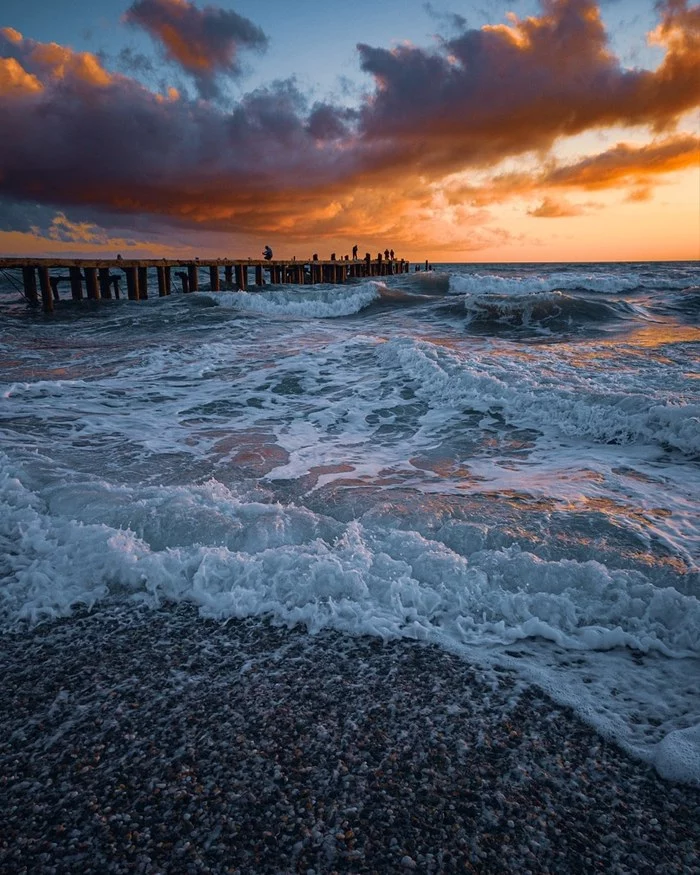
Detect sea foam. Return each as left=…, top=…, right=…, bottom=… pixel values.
left=207, top=282, right=382, bottom=318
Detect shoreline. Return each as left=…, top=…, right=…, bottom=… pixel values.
left=1, top=604, right=698, bottom=874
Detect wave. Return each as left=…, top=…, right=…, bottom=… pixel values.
left=448, top=270, right=695, bottom=296
left=206, top=282, right=382, bottom=318
left=460, top=290, right=637, bottom=331
left=2, top=462, right=697, bottom=654
left=376, top=337, right=700, bottom=457
left=652, top=287, right=700, bottom=321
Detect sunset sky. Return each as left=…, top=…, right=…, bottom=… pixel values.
left=1, top=0, right=698, bottom=262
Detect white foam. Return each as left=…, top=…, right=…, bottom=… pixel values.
left=448, top=270, right=686, bottom=296
left=376, top=337, right=700, bottom=456
left=653, top=724, right=700, bottom=787
left=207, top=282, right=382, bottom=318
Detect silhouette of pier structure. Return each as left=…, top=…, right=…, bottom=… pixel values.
left=0, top=254, right=411, bottom=313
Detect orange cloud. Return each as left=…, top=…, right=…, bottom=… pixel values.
left=444, top=134, right=700, bottom=207
left=0, top=28, right=113, bottom=89
left=0, top=57, right=42, bottom=97
left=0, top=1, right=697, bottom=257
left=528, top=197, right=588, bottom=218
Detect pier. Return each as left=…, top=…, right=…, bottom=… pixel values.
left=0, top=255, right=412, bottom=313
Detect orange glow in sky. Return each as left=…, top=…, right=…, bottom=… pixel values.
left=0, top=1, right=698, bottom=262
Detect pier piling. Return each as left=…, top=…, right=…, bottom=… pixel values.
left=98, top=268, right=112, bottom=299
left=187, top=264, right=199, bottom=293
left=84, top=267, right=100, bottom=300
left=37, top=266, right=53, bottom=313
left=69, top=266, right=83, bottom=301
left=138, top=266, right=149, bottom=300
left=22, top=266, right=38, bottom=305
left=125, top=266, right=139, bottom=301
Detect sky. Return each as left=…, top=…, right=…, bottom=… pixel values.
left=0, top=0, right=698, bottom=262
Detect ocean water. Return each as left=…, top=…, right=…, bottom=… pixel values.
left=1, top=260, right=699, bottom=785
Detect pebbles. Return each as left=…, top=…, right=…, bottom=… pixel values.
left=0, top=604, right=698, bottom=874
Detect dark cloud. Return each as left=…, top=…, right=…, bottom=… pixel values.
left=422, top=3, right=468, bottom=33
left=123, top=0, right=268, bottom=99
left=357, top=0, right=700, bottom=174
left=0, top=197, right=58, bottom=233
left=116, top=46, right=158, bottom=76
left=306, top=103, right=358, bottom=141
left=0, top=1, right=697, bottom=251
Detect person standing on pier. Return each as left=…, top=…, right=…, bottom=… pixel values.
left=263, top=245, right=273, bottom=261
left=352, top=244, right=358, bottom=259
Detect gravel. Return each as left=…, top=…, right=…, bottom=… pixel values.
left=1, top=603, right=698, bottom=874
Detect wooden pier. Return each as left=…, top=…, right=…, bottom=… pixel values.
left=0, top=255, right=412, bottom=313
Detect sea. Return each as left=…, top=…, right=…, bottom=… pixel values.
left=1, top=260, right=699, bottom=786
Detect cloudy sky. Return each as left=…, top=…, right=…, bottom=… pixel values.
left=0, top=0, right=698, bottom=261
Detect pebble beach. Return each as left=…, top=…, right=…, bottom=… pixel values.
left=1, top=605, right=698, bottom=874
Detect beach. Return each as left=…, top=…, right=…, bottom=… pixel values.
left=1, top=605, right=698, bottom=874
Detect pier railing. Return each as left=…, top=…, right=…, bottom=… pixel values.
left=0, top=255, right=412, bottom=313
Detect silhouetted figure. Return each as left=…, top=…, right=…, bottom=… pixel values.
left=312, top=253, right=319, bottom=261
left=330, top=252, right=336, bottom=261
left=263, top=245, right=273, bottom=261
left=352, top=245, right=358, bottom=259
left=389, top=249, right=394, bottom=259
left=384, top=248, right=390, bottom=260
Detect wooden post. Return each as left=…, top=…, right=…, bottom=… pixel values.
left=225, top=265, right=233, bottom=287
left=125, top=266, right=140, bottom=300
left=187, top=263, right=199, bottom=292
left=138, top=266, right=149, bottom=299
left=99, top=268, right=112, bottom=299
left=209, top=265, right=220, bottom=291
left=234, top=264, right=247, bottom=291
left=22, top=266, right=38, bottom=305
left=255, top=265, right=264, bottom=286
left=69, top=266, right=83, bottom=301
left=38, top=266, right=53, bottom=313
left=157, top=265, right=169, bottom=296
left=84, top=267, right=100, bottom=300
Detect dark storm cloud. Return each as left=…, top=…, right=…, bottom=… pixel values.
left=0, top=1, right=697, bottom=242
left=356, top=0, right=700, bottom=173
left=123, top=0, right=268, bottom=98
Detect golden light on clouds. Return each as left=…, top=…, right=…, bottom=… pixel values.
left=0, top=1, right=698, bottom=260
